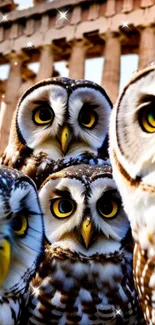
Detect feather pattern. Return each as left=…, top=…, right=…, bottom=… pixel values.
left=23, top=244, right=144, bottom=325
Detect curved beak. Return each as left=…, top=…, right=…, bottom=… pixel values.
left=0, top=238, right=11, bottom=285
left=81, top=218, right=93, bottom=249
left=61, top=126, right=72, bottom=154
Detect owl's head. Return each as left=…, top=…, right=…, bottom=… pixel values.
left=5, top=77, right=112, bottom=165
left=109, top=64, right=155, bottom=255
left=39, top=162, right=129, bottom=256
left=0, top=166, right=44, bottom=295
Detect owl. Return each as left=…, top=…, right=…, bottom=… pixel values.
left=1, top=77, right=112, bottom=176
left=23, top=162, right=145, bottom=325
left=109, top=64, right=155, bottom=324
left=0, top=165, right=44, bottom=325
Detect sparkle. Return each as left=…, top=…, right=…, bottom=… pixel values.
left=2, top=94, right=5, bottom=99
left=57, top=9, right=69, bottom=22
left=121, top=21, right=131, bottom=29
left=30, top=284, right=42, bottom=297
left=26, top=41, right=34, bottom=48
left=115, top=309, right=122, bottom=316
left=14, top=62, right=18, bottom=65
left=1, top=14, right=8, bottom=22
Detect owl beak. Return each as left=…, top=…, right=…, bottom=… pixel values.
left=61, top=126, right=71, bottom=154
left=81, top=218, right=93, bottom=249
left=0, top=238, right=11, bottom=285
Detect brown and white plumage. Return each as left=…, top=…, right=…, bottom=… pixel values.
left=109, top=64, right=155, bottom=324
left=22, top=161, right=145, bottom=325
left=1, top=77, right=112, bottom=179
left=0, top=166, right=44, bottom=325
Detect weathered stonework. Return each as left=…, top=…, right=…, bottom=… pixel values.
left=0, top=0, right=155, bottom=153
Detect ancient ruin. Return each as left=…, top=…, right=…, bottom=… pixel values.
left=0, top=0, right=155, bottom=153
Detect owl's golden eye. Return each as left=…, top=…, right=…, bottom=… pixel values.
left=139, top=104, right=155, bottom=133
left=97, top=193, right=119, bottom=219
left=12, top=214, right=28, bottom=236
left=79, top=108, right=98, bottom=129
left=32, top=106, right=54, bottom=126
left=50, top=198, right=75, bottom=219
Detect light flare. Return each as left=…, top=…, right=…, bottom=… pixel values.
left=57, top=9, right=69, bottom=22
left=0, top=14, right=8, bottom=23
left=27, top=41, right=34, bottom=48
left=121, top=21, right=131, bottom=30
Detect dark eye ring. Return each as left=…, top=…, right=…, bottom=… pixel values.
left=79, top=107, right=98, bottom=129
left=50, top=198, right=76, bottom=219
left=12, top=214, right=28, bottom=236
left=32, top=105, right=54, bottom=126
left=97, top=194, right=119, bottom=220
left=139, top=102, right=155, bottom=133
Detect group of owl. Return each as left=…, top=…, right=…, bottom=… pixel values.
left=0, top=65, right=154, bottom=325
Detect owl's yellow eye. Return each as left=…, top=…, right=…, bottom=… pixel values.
left=97, top=194, right=119, bottom=219
left=139, top=105, right=155, bottom=133
left=12, top=214, right=28, bottom=236
left=79, top=108, right=98, bottom=129
left=32, top=106, right=54, bottom=126
left=50, top=198, right=75, bottom=219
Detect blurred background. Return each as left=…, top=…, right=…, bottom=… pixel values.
left=0, top=0, right=154, bottom=153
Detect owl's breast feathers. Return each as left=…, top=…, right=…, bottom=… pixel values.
left=25, top=244, right=145, bottom=325
left=11, top=152, right=104, bottom=189
left=134, top=242, right=155, bottom=324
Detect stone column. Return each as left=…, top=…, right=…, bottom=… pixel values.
left=101, top=32, right=121, bottom=104
left=105, top=0, right=116, bottom=16
left=0, top=97, right=7, bottom=155
left=0, top=92, right=2, bottom=110
left=19, top=79, right=34, bottom=97
left=122, top=0, right=133, bottom=12
left=69, top=40, right=86, bottom=79
left=36, top=45, right=54, bottom=82
left=138, top=27, right=155, bottom=69
left=0, top=53, right=23, bottom=152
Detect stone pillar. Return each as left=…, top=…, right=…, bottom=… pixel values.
left=36, top=45, right=54, bottom=82
left=0, top=92, right=2, bottom=109
left=122, top=0, right=133, bottom=12
left=0, top=98, right=7, bottom=155
left=0, top=53, right=23, bottom=153
left=101, top=32, right=121, bottom=104
left=69, top=40, right=86, bottom=79
left=19, top=79, right=34, bottom=97
left=105, top=0, right=116, bottom=16
left=138, top=27, right=155, bottom=69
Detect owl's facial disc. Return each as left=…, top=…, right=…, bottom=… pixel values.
left=40, top=170, right=128, bottom=255
left=112, top=68, right=155, bottom=180
left=0, top=209, right=33, bottom=288
left=0, top=237, right=11, bottom=285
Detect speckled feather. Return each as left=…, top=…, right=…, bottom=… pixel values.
left=1, top=77, right=112, bottom=179
left=109, top=64, right=155, bottom=325
left=21, top=244, right=145, bottom=325
left=13, top=153, right=108, bottom=189
left=0, top=166, right=44, bottom=325
left=20, top=162, right=145, bottom=325
left=134, top=243, right=155, bottom=325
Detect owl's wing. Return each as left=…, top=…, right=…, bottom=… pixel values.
left=1, top=143, right=32, bottom=169
left=0, top=295, right=28, bottom=325
left=134, top=243, right=155, bottom=324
